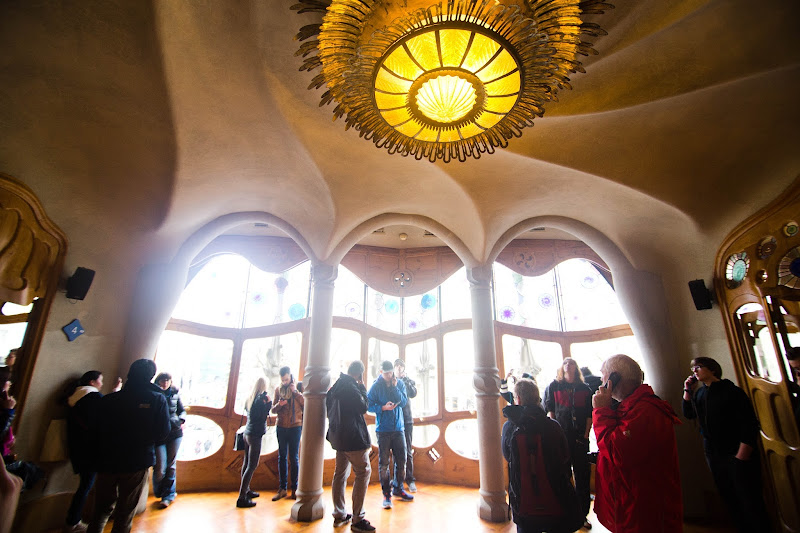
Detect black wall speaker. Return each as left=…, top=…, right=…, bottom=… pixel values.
left=688, top=279, right=713, bottom=310
left=66, top=267, right=95, bottom=300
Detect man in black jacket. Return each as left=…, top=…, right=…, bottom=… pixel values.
left=88, top=359, right=170, bottom=533
left=327, top=360, right=375, bottom=532
left=683, top=356, right=770, bottom=533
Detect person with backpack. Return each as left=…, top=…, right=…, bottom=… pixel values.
left=543, top=357, right=593, bottom=530
left=502, top=378, right=582, bottom=533
left=593, top=354, right=682, bottom=533
left=327, top=360, right=375, bottom=532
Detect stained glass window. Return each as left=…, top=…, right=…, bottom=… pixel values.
left=172, top=254, right=311, bottom=328
left=559, top=259, right=626, bottom=331
left=445, top=419, right=479, bottom=459
left=366, top=288, right=402, bottom=334
left=404, top=291, right=439, bottom=333
left=443, top=330, right=475, bottom=412
left=501, top=335, right=563, bottom=390
left=329, top=328, right=362, bottom=387
left=404, top=339, right=439, bottom=418
left=172, top=254, right=249, bottom=328
left=367, top=338, right=400, bottom=383
left=155, top=331, right=233, bottom=408
left=570, top=336, right=643, bottom=377
left=333, top=266, right=366, bottom=320
left=441, top=267, right=472, bottom=321
left=493, top=262, right=560, bottom=330
left=235, top=333, right=303, bottom=414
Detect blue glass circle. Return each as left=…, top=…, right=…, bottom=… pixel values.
left=421, top=293, right=437, bottom=309
left=384, top=300, right=400, bottom=314
left=288, top=303, right=306, bottom=320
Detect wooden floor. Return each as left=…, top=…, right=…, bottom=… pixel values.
left=53, top=483, right=737, bottom=533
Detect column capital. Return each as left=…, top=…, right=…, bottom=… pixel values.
left=473, top=365, right=501, bottom=396
left=302, top=364, right=332, bottom=396
left=466, top=264, right=492, bottom=288
left=311, top=262, right=338, bottom=288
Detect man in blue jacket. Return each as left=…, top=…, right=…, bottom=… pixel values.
left=368, top=360, right=413, bottom=509
left=88, top=359, right=170, bottom=533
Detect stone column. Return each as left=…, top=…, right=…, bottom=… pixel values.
left=467, top=265, right=509, bottom=522
left=291, top=262, right=337, bottom=522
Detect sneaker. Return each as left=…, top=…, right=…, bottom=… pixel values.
left=333, top=513, right=352, bottom=527
left=156, top=500, right=171, bottom=509
left=236, top=498, right=257, bottom=508
left=382, top=495, right=392, bottom=509
left=583, top=519, right=593, bottom=530
left=247, top=490, right=260, bottom=499
left=407, top=481, right=417, bottom=493
left=272, top=489, right=287, bottom=501
left=63, top=522, right=87, bottom=533
left=392, top=488, right=414, bottom=501
left=289, top=490, right=296, bottom=500
left=352, top=519, right=376, bottom=532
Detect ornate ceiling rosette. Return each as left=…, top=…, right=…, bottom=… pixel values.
left=293, top=0, right=611, bottom=162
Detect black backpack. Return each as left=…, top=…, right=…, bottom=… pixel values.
left=507, top=416, right=582, bottom=532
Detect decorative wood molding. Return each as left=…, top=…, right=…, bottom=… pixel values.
left=495, top=239, right=608, bottom=277
left=341, top=245, right=463, bottom=297
left=0, top=173, right=66, bottom=305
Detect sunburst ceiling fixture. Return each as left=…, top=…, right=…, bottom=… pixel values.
left=293, top=0, right=612, bottom=163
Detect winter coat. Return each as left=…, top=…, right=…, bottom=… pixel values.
left=158, top=386, right=186, bottom=443
left=244, top=391, right=272, bottom=437
left=272, top=386, right=304, bottom=428
left=593, top=384, right=683, bottom=533
left=367, top=376, right=407, bottom=433
left=543, top=379, right=593, bottom=438
left=67, top=386, right=102, bottom=473
left=682, top=378, right=760, bottom=456
left=96, top=379, right=170, bottom=473
left=326, top=373, right=371, bottom=452
left=501, top=403, right=582, bottom=533
left=399, top=376, right=417, bottom=426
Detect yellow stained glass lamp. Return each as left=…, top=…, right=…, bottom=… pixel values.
left=294, top=0, right=611, bottom=162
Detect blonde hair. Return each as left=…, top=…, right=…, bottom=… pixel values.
left=246, top=377, right=267, bottom=412
left=556, top=357, right=584, bottom=383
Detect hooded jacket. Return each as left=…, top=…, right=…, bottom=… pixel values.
left=67, top=385, right=102, bottom=473
left=96, top=379, right=170, bottom=473
left=326, top=373, right=371, bottom=452
left=593, top=384, right=683, bottom=533
left=367, top=375, right=407, bottom=433
left=158, top=385, right=186, bottom=443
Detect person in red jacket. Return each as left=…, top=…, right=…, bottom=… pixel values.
left=592, top=354, right=682, bottom=533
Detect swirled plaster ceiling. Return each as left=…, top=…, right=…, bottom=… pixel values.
left=1, top=0, right=799, bottom=270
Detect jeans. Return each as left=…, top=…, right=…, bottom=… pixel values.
left=66, top=469, right=95, bottom=526
left=153, top=436, right=182, bottom=502
left=332, top=448, right=371, bottom=522
left=377, top=431, right=405, bottom=497
left=276, top=426, right=302, bottom=491
left=87, top=469, right=148, bottom=533
left=404, top=424, right=414, bottom=483
left=238, top=433, right=262, bottom=500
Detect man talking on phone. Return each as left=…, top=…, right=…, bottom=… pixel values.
left=592, top=354, right=682, bottom=533
left=368, top=360, right=413, bottom=510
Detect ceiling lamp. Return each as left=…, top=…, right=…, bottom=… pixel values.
left=293, top=0, right=612, bottom=163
